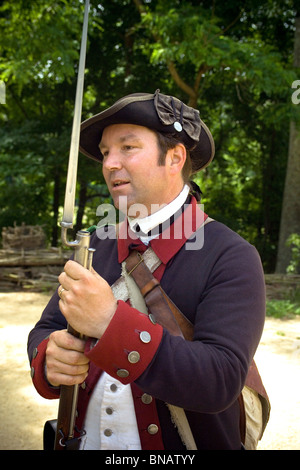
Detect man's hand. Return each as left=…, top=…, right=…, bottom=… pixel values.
left=46, top=329, right=89, bottom=387
left=58, top=260, right=118, bottom=339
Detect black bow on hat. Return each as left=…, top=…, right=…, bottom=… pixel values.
left=79, top=90, right=215, bottom=173
left=154, top=90, right=201, bottom=145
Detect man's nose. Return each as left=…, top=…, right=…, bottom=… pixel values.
left=102, top=149, right=122, bottom=171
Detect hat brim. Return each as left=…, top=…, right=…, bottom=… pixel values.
left=79, top=93, right=214, bottom=173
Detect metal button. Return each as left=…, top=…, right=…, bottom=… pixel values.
left=147, top=424, right=159, bottom=435
left=128, top=351, right=140, bottom=364
left=110, top=383, right=118, bottom=392
left=174, top=121, right=183, bottom=132
left=32, top=348, right=38, bottom=359
left=81, top=381, right=86, bottom=390
left=140, top=331, right=151, bottom=343
left=141, top=393, right=153, bottom=404
left=30, top=367, right=35, bottom=378
left=148, top=313, right=156, bottom=325
left=106, top=407, right=113, bottom=415
left=117, top=368, right=129, bottom=378
left=104, top=428, right=113, bottom=437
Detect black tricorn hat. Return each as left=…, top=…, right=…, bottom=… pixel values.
left=79, top=90, right=215, bottom=173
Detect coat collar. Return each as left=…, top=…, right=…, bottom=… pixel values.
left=128, top=184, right=190, bottom=240
left=118, top=196, right=207, bottom=265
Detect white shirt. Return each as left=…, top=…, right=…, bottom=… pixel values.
left=128, top=184, right=190, bottom=244
left=80, top=184, right=190, bottom=450
left=80, top=374, right=141, bottom=450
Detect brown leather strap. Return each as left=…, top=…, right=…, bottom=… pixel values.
left=125, top=250, right=195, bottom=340
left=125, top=250, right=185, bottom=338
left=125, top=249, right=270, bottom=444
left=140, top=278, right=160, bottom=297
left=245, top=359, right=270, bottom=436
left=157, top=288, right=194, bottom=341
left=245, top=360, right=268, bottom=400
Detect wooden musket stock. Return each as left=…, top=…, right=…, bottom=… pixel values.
left=54, top=230, right=94, bottom=450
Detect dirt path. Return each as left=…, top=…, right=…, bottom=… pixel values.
left=0, top=291, right=299, bottom=450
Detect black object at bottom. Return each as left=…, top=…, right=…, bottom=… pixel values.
left=43, top=419, right=80, bottom=450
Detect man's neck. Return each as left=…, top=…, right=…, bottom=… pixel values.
left=128, top=184, right=190, bottom=245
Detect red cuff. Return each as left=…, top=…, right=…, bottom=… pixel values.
left=85, top=300, right=163, bottom=384
left=30, top=338, right=60, bottom=400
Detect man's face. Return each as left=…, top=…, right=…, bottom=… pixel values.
left=100, top=123, right=181, bottom=214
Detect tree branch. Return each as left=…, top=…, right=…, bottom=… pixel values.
left=8, top=85, right=30, bottom=120
left=167, top=61, right=197, bottom=102
left=220, top=9, right=245, bottom=36
left=132, top=0, right=198, bottom=103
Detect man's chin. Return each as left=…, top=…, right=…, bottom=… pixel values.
left=114, top=195, right=151, bottom=219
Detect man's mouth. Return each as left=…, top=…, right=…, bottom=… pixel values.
left=112, top=180, right=129, bottom=188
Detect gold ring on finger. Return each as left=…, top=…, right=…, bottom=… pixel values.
left=58, top=286, right=66, bottom=299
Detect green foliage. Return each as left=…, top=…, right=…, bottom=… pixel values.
left=0, top=0, right=298, bottom=268
left=132, top=0, right=298, bottom=271
left=0, top=1, right=85, bottom=89
left=286, top=233, right=300, bottom=273
left=266, top=282, right=300, bottom=318
left=266, top=299, right=300, bottom=318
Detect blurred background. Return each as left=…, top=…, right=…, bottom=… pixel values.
left=1, top=0, right=300, bottom=272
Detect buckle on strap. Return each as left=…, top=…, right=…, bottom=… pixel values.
left=126, top=252, right=144, bottom=276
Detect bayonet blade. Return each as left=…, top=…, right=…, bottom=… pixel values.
left=61, top=0, right=90, bottom=227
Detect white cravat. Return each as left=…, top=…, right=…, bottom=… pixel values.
left=80, top=184, right=190, bottom=450
left=128, top=184, right=190, bottom=244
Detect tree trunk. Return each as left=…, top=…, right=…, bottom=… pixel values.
left=276, top=17, right=300, bottom=273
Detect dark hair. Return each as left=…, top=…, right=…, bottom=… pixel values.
left=155, top=132, right=192, bottom=183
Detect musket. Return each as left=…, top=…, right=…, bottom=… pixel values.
left=54, top=0, right=92, bottom=450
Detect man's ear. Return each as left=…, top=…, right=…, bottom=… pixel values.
left=167, top=143, right=186, bottom=175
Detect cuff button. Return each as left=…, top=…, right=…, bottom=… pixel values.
left=116, top=369, right=129, bottom=378
left=141, top=393, right=153, bottom=404
left=147, top=424, right=159, bottom=435
left=128, top=351, right=140, bottom=364
left=148, top=313, right=156, bottom=325
left=140, top=331, right=151, bottom=343
left=32, top=348, right=38, bottom=359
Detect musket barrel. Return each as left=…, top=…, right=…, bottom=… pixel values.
left=54, top=0, right=91, bottom=450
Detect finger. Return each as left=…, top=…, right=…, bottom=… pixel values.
left=58, top=284, right=67, bottom=300
left=48, top=372, right=89, bottom=388
left=47, top=353, right=89, bottom=373
left=48, top=346, right=89, bottom=367
left=64, top=260, right=86, bottom=280
left=46, top=363, right=89, bottom=387
left=49, top=329, right=86, bottom=353
left=46, top=332, right=89, bottom=387
left=90, top=266, right=101, bottom=278
left=46, top=341, right=88, bottom=369
left=58, top=270, right=68, bottom=287
left=47, top=355, right=89, bottom=376
left=58, top=270, right=78, bottom=293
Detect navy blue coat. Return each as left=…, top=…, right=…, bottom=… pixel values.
left=28, top=201, right=265, bottom=450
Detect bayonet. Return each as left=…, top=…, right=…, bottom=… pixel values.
left=54, top=0, right=92, bottom=450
